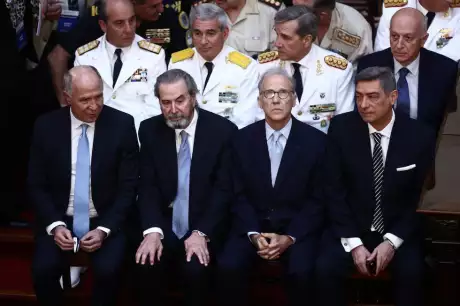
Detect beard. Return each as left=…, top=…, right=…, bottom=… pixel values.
left=165, top=114, right=192, bottom=129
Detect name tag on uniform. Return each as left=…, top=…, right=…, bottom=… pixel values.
left=16, top=22, right=27, bottom=51
left=130, top=68, right=148, bottom=82
left=309, top=103, right=336, bottom=114
left=218, top=91, right=238, bottom=103
left=57, top=10, right=80, bottom=33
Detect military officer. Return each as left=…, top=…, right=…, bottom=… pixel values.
left=294, top=0, right=373, bottom=63
left=258, top=5, right=354, bottom=133
left=74, top=0, right=166, bottom=132
left=169, top=3, right=261, bottom=129
left=375, top=0, right=460, bottom=61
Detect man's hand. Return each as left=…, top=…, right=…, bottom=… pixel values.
left=258, top=233, right=294, bottom=260
left=80, top=229, right=106, bottom=253
left=367, top=240, right=395, bottom=276
left=184, top=232, right=209, bottom=266
left=43, top=0, right=62, bottom=21
left=250, top=234, right=269, bottom=252
left=351, top=245, right=372, bottom=276
left=53, top=226, right=74, bottom=251
left=135, top=233, right=163, bottom=265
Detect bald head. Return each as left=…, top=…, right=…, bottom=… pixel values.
left=64, top=66, right=102, bottom=95
left=391, top=8, right=427, bottom=36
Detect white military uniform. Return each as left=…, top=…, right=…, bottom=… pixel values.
left=375, top=0, right=460, bottom=61
left=168, top=45, right=260, bottom=128
left=318, top=2, right=373, bottom=63
left=257, top=44, right=355, bottom=133
left=74, top=34, right=166, bottom=132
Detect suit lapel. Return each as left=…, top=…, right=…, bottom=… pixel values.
left=161, top=121, right=178, bottom=192
left=274, top=119, right=300, bottom=189
left=417, top=49, right=429, bottom=120
left=254, top=121, right=273, bottom=189
left=91, top=108, right=110, bottom=180
left=59, top=110, right=72, bottom=190
left=353, top=116, right=374, bottom=206
left=191, top=111, right=210, bottom=167
left=383, top=114, right=405, bottom=198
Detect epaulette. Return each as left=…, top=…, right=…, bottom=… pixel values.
left=324, top=55, right=348, bottom=70
left=333, top=28, right=361, bottom=48
left=227, top=51, right=251, bottom=69
left=384, top=0, right=407, bottom=8
left=450, top=0, right=460, bottom=8
left=257, top=51, right=279, bottom=64
left=192, top=0, right=212, bottom=7
left=77, top=40, right=99, bottom=56
left=91, top=5, right=98, bottom=16
left=138, top=40, right=162, bottom=54
left=259, top=0, right=283, bottom=10
left=171, top=48, right=195, bottom=63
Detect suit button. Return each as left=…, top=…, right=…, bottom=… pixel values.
left=297, top=111, right=303, bottom=116
left=112, top=94, right=116, bottom=99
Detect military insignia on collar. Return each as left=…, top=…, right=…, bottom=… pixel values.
left=316, top=60, right=323, bottom=75
left=186, top=29, right=193, bottom=47
left=259, top=0, right=283, bottom=10
left=227, top=51, right=251, bottom=69
left=77, top=40, right=99, bottom=55
left=436, top=28, right=453, bottom=49
left=138, top=40, right=162, bottom=54
left=178, top=11, right=190, bottom=30
left=171, top=48, right=195, bottom=63
left=257, top=51, right=279, bottom=64
left=333, top=28, right=361, bottom=48
left=324, top=55, right=348, bottom=70
left=384, top=0, right=408, bottom=8
left=450, top=0, right=460, bottom=8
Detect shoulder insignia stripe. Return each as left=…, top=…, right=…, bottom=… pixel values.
left=384, top=0, right=408, bottom=8
left=333, top=28, right=361, bottom=48
left=228, top=51, right=251, bottom=69
left=91, top=5, right=98, bottom=16
left=77, top=40, right=100, bottom=56
left=171, top=48, right=195, bottom=63
left=259, top=0, right=283, bottom=10
left=138, top=40, right=162, bottom=54
left=258, top=51, right=279, bottom=64
left=324, top=55, right=348, bottom=70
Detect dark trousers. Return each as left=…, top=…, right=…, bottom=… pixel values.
left=217, top=234, right=318, bottom=306
left=32, top=219, right=126, bottom=306
left=137, top=228, right=212, bottom=306
left=315, top=230, right=425, bottom=306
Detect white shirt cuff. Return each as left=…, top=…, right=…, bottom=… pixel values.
left=341, top=237, right=363, bottom=252
left=143, top=227, right=164, bottom=239
left=96, top=226, right=111, bottom=237
left=193, top=230, right=210, bottom=242
left=383, top=233, right=404, bottom=249
left=247, top=231, right=259, bottom=242
left=46, top=221, right=66, bottom=235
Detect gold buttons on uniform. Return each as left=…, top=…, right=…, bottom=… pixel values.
left=297, top=111, right=303, bottom=116
left=202, top=100, right=207, bottom=104
left=112, top=94, right=116, bottom=99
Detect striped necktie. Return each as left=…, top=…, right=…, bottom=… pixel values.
left=371, top=132, right=385, bottom=234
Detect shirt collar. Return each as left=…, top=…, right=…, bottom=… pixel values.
left=368, top=110, right=395, bottom=139
left=265, top=118, right=293, bottom=142
left=394, top=53, right=420, bottom=77
left=175, top=109, right=199, bottom=140
left=70, top=108, right=96, bottom=130
left=197, top=45, right=228, bottom=69
left=104, top=35, right=132, bottom=59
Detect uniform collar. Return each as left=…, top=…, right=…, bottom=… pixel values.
left=294, top=43, right=317, bottom=68
left=196, top=45, right=229, bottom=69
left=104, top=35, right=132, bottom=59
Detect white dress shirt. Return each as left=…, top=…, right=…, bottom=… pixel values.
left=394, top=55, right=420, bottom=120
left=341, top=111, right=403, bottom=252
left=105, top=39, right=132, bottom=75
left=142, top=110, right=199, bottom=239
left=46, top=110, right=110, bottom=236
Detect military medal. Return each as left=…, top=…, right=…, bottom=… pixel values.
left=436, top=28, right=453, bottom=49
left=320, top=120, right=327, bottom=128
left=145, top=28, right=171, bottom=45
left=313, top=114, right=320, bottom=120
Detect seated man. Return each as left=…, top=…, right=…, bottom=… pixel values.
left=28, top=66, right=139, bottom=306
left=316, top=67, right=436, bottom=306
left=135, top=69, right=237, bottom=306
left=217, top=67, right=326, bottom=306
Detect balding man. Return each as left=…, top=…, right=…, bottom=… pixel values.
left=28, top=66, right=139, bottom=306
left=375, top=0, right=460, bottom=61
left=358, top=7, right=458, bottom=134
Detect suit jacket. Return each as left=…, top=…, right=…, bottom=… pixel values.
left=324, top=111, right=436, bottom=242
left=28, top=106, right=139, bottom=233
left=357, top=48, right=458, bottom=133
left=230, top=118, right=326, bottom=241
left=137, top=109, right=237, bottom=242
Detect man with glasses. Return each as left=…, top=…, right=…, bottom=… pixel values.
left=217, top=67, right=326, bottom=306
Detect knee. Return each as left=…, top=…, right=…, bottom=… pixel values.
left=315, top=253, right=340, bottom=281
left=93, top=259, right=123, bottom=281
left=183, top=256, right=207, bottom=279
left=393, top=259, right=424, bottom=283
left=32, top=255, right=61, bottom=280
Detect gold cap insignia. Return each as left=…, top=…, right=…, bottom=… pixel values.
left=227, top=51, right=251, bottom=69
left=138, top=40, right=162, bottom=54
left=324, top=55, right=348, bottom=70
left=77, top=40, right=100, bottom=56
left=384, top=0, right=408, bottom=8
left=333, top=28, right=361, bottom=48
left=171, top=48, right=195, bottom=63
left=257, top=51, right=279, bottom=64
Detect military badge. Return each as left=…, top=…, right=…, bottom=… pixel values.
left=436, top=28, right=453, bottom=49
left=186, top=29, right=193, bottom=47
left=383, top=0, right=408, bottom=8
left=333, top=28, right=361, bottom=48
left=316, top=60, right=323, bottom=75
left=145, top=28, right=171, bottom=45
left=320, top=120, right=327, bottom=128
left=219, top=91, right=239, bottom=104
left=320, top=93, right=325, bottom=99
left=324, top=55, right=348, bottom=70
left=77, top=40, right=99, bottom=55
left=179, top=11, right=190, bottom=30
left=138, top=40, right=162, bottom=54
left=130, top=68, right=148, bottom=82
left=258, top=51, right=279, bottom=64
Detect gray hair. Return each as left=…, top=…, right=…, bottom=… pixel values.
left=275, top=5, right=318, bottom=40
left=63, top=65, right=103, bottom=95
left=154, top=69, right=199, bottom=99
left=258, top=67, right=296, bottom=92
left=355, top=66, right=396, bottom=95
left=190, top=3, right=228, bottom=31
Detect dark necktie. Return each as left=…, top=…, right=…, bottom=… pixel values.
left=371, top=132, right=385, bottom=234
left=113, top=48, right=123, bottom=88
left=426, top=11, right=435, bottom=28
left=292, top=63, right=303, bottom=100
left=396, top=67, right=410, bottom=116
left=203, top=62, right=214, bottom=91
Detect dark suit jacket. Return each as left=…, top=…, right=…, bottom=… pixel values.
left=137, top=109, right=237, bottom=242
left=324, top=111, right=436, bottom=242
left=230, top=118, right=326, bottom=241
left=357, top=48, right=458, bottom=133
left=28, top=106, right=139, bottom=233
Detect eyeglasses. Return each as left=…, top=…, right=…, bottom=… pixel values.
left=262, top=90, right=293, bottom=100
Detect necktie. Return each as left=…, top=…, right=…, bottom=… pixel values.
left=371, top=132, right=385, bottom=234
left=292, top=63, right=304, bottom=101
left=203, top=62, right=214, bottom=91
left=113, top=48, right=123, bottom=88
left=396, top=67, right=410, bottom=116
left=268, top=131, right=283, bottom=186
left=172, top=131, right=191, bottom=239
left=73, top=124, right=90, bottom=239
left=426, top=12, right=435, bottom=28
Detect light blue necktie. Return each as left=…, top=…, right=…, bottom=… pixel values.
left=73, top=124, right=90, bottom=239
left=396, top=67, right=410, bottom=116
left=172, top=130, right=191, bottom=239
left=268, top=131, right=283, bottom=186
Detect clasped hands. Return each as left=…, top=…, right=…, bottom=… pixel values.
left=251, top=233, right=294, bottom=260
left=351, top=241, right=395, bottom=276
left=53, top=225, right=106, bottom=252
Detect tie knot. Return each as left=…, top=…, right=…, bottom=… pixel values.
left=81, top=124, right=88, bottom=134
left=204, top=61, right=213, bottom=72
left=115, top=48, right=122, bottom=57
left=292, top=63, right=301, bottom=72
left=372, top=132, right=382, bottom=144
left=399, top=67, right=409, bottom=78
left=272, top=131, right=282, bottom=142
left=180, top=130, right=188, bottom=143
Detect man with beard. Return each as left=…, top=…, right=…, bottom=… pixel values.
left=135, top=69, right=237, bottom=306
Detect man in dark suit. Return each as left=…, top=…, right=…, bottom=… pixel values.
left=28, top=65, right=139, bottom=306
left=315, top=66, right=436, bottom=306
left=357, top=7, right=458, bottom=134
left=217, top=67, right=326, bottom=306
left=135, top=69, right=237, bottom=306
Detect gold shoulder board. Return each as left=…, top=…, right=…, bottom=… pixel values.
left=171, top=48, right=195, bottom=63
left=228, top=51, right=251, bottom=69
left=324, top=55, right=348, bottom=70
left=333, top=28, right=361, bottom=48
left=138, top=40, right=162, bottom=54
left=259, top=0, right=283, bottom=10
left=258, top=51, right=279, bottom=64
left=91, top=5, right=98, bottom=16
left=77, top=40, right=100, bottom=56
left=384, top=0, right=408, bottom=8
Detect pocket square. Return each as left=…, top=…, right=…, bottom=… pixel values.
left=396, top=164, right=416, bottom=171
